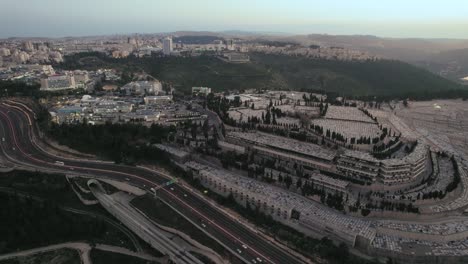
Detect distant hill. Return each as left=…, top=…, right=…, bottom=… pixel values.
left=413, top=48, right=468, bottom=80
left=257, top=34, right=468, bottom=80
left=172, top=35, right=224, bottom=45
left=248, top=53, right=466, bottom=98
left=276, top=34, right=468, bottom=61
left=59, top=52, right=467, bottom=99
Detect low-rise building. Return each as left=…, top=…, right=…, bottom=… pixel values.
left=224, top=53, right=250, bottom=63
left=121, top=80, right=163, bottom=96
left=183, top=161, right=375, bottom=247
left=144, top=95, right=173, bottom=105
left=337, top=143, right=430, bottom=185
left=192, top=87, right=211, bottom=96
left=40, top=74, right=76, bottom=91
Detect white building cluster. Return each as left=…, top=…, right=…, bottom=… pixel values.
left=40, top=74, right=76, bottom=91
left=337, top=143, right=429, bottom=185
left=121, top=81, right=163, bottom=96
left=250, top=45, right=378, bottom=61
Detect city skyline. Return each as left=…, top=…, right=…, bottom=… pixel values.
left=1, top=0, right=468, bottom=39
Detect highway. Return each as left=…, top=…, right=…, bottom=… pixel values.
left=0, top=99, right=306, bottom=264
left=89, top=180, right=203, bottom=264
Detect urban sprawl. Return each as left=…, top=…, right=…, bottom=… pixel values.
left=2, top=36, right=468, bottom=263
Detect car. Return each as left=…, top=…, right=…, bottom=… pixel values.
left=183, top=193, right=187, bottom=197
left=242, top=244, right=248, bottom=249
left=236, top=249, right=242, bottom=254
left=170, top=187, right=174, bottom=191
left=55, top=161, right=64, bottom=166
left=201, top=223, right=206, bottom=228
left=125, top=178, right=130, bottom=181
left=1, top=137, right=5, bottom=142
left=252, top=260, right=257, bottom=264
left=256, top=257, right=262, bottom=262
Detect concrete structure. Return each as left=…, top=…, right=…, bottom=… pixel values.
left=337, top=143, right=429, bottom=185
left=40, top=75, right=76, bottom=91
left=144, top=95, right=173, bottom=105
left=0, top=48, right=11, bottom=56
left=192, top=87, right=211, bottom=96
left=163, top=37, right=173, bottom=55
left=226, top=131, right=336, bottom=172
left=184, top=161, right=375, bottom=248
left=121, top=81, right=163, bottom=96
left=73, top=70, right=89, bottom=85
left=88, top=181, right=204, bottom=264
left=224, top=53, right=250, bottom=63
left=22, top=41, right=34, bottom=51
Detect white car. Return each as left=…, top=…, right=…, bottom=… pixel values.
left=242, top=244, right=248, bottom=249
left=256, top=257, right=262, bottom=262
left=236, top=249, right=242, bottom=254
left=201, top=223, right=206, bottom=228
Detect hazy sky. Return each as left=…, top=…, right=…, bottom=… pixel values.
left=1, top=0, right=467, bottom=38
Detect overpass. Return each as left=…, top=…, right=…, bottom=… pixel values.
left=0, top=99, right=306, bottom=264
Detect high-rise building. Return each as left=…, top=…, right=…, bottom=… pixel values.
left=128, top=37, right=137, bottom=45
left=163, top=37, right=173, bottom=55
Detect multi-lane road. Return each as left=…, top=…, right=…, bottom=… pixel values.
left=0, top=99, right=306, bottom=264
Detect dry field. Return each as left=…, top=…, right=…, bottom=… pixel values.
left=396, top=99, right=468, bottom=158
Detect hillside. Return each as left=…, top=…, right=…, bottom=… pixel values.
left=414, top=48, right=468, bottom=81
left=59, top=52, right=466, bottom=99
left=250, top=53, right=466, bottom=98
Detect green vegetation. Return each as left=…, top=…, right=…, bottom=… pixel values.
left=0, top=170, right=89, bottom=209
left=250, top=53, right=467, bottom=98
left=57, top=52, right=468, bottom=99
left=46, top=122, right=175, bottom=164
left=0, top=80, right=86, bottom=99
left=0, top=80, right=40, bottom=97
left=257, top=40, right=300, bottom=47
left=0, top=191, right=127, bottom=254
left=0, top=248, right=81, bottom=264
left=446, top=156, right=461, bottom=193
left=90, top=249, right=156, bottom=264
left=415, top=48, right=468, bottom=81
left=0, top=170, right=136, bottom=253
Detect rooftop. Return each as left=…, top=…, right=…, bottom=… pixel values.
left=228, top=131, right=336, bottom=161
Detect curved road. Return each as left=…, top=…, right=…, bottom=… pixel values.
left=0, top=100, right=305, bottom=264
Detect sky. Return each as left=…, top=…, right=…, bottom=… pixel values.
left=1, top=0, right=467, bottom=39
